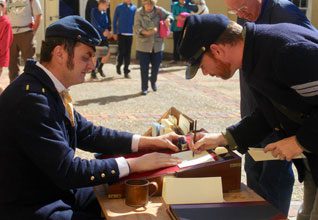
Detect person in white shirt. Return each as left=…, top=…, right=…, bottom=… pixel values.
left=6, top=0, right=42, bottom=82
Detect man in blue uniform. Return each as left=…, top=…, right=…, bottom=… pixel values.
left=179, top=14, right=318, bottom=220
left=0, top=16, right=182, bottom=220
left=223, top=0, right=317, bottom=215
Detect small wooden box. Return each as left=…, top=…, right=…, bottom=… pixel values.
left=144, top=106, right=195, bottom=136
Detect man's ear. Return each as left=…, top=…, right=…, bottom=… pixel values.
left=53, top=45, right=66, bottom=63
left=210, top=44, right=224, bottom=59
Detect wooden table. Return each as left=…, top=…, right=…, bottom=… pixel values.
left=94, top=183, right=264, bottom=220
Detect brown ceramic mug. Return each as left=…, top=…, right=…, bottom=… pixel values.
left=124, top=179, right=158, bottom=207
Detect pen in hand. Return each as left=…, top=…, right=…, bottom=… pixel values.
left=192, top=120, right=197, bottom=158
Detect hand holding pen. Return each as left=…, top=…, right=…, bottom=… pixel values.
left=192, top=120, right=197, bottom=157
left=190, top=132, right=228, bottom=154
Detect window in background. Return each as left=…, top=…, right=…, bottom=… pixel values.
left=291, top=0, right=308, bottom=14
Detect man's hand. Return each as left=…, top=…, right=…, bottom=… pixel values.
left=264, top=136, right=303, bottom=161
left=126, top=152, right=182, bottom=173
left=103, top=29, right=112, bottom=39
left=113, top=34, right=118, bottom=41
left=189, top=132, right=227, bottom=153
left=32, top=14, right=41, bottom=32
left=138, top=132, right=181, bottom=152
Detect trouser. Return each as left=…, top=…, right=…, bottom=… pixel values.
left=1, top=187, right=104, bottom=220
left=173, top=31, right=182, bottom=61
left=138, top=51, right=162, bottom=92
left=42, top=187, right=104, bottom=220
left=9, top=30, right=35, bottom=82
left=95, top=40, right=109, bottom=71
left=245, top=154, right=294, bottom=215
left=244, top=133, right=294, bottom=215
left=297, top=160, right=318, bottom=220
left=117, top=35, right=133, bottom=73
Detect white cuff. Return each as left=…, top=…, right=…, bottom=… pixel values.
left=132, top=134, right=141, bottom=152
left=115, top=157, right=130, bottom=178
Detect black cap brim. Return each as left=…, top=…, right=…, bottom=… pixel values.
left=185, top=49, right=204, bottom=80
left=186, top=63, right=200, bottom=80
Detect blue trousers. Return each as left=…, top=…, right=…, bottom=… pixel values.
left=173, top=31, right=182, bottom=61
left=245, top=133, right=294, bottom=216
left=1, top=187, right=105, bottom=220
left=44, top=187, right=104, bottom=220
left=117, top=35, right=133, bottom=73
left=297, top=160, right=318, bottom=220
left=138, top=51, right=162, bottom=92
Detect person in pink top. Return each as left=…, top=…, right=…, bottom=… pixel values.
left=0, top=0, right=13, bottom=91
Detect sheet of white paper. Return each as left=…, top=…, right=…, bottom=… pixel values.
left=172, top=150, right=214, bottom=168
left=248, top=148, right=306, bottom=161
left=162, top=176, right=223, bottom=205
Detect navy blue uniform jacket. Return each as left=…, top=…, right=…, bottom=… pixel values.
left=227, top=23, right=318, bottom=185
left=0, top=60, right=133, bottom=218
left=239, top=0, right=316, bottom=118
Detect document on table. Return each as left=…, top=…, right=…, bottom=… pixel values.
left=248, top=148, right=306, bottom=161
left=162, top=176, right=223, bottom=204
left=172, top=150, right=214, bottom=168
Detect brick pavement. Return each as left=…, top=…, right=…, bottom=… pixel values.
left=0, top=60, right=302, bottom=219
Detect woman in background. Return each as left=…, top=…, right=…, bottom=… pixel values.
left=0, top=0, right=12, bottom=93
left=134, top=0, right=172, bottom=95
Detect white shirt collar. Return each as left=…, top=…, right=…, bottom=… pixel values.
left=36, top=62, right=67, bottom=93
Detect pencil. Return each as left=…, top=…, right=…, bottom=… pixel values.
left=193, top=120, right=197, bottom=157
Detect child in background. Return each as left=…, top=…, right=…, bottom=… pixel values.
left=171, top=0, right=191, bottom=63
left=0, top=0, right=12, bottom=92
left=90, top=0, right=112, bottom=79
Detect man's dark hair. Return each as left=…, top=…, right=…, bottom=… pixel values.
left=40, top=37, right=77, bottom=70
left=98, top=0, right=109, bottom=4
left=215, top=21, right=243, bottom=46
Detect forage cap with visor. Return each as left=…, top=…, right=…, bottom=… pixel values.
left=178, top=14, right=230, bottom=79
left=45, top=15, right=102, bottom=48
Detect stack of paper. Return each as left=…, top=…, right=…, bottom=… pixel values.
left=162, top=176, right=223, bottom=205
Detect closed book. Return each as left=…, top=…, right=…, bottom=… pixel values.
left=168, top=202, right=287, bottom=220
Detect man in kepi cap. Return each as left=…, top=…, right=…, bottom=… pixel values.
left=224, top=0, right=317, bottom=215
left=0, top=16, right=182, bottom=219
left=180, top=14, right=318, bottom=219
